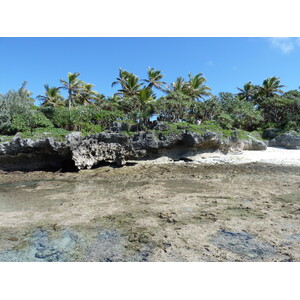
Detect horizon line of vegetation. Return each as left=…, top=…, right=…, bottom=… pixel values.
left=0, top=68, right=299, bottom=138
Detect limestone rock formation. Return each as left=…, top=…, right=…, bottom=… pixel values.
left=0, top=128, right=269, bottom=171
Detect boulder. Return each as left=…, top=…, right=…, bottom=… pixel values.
left=107, top=122, right=129, bottom=132
left=183, top=131, right=223, bottom=149
left=129, top=124, right=143, bottom=132
left=269, top=131, right=300, bottom=149
left=149, top=121, right=170, bottom=131
left=72, top=140, right=128, bottom=169
left=132, top=132, right=160, bottom=150
left=240, top=136, right=267, bottom=151
left=262, top=128, right=281, bottom=140
left=226, top=131, right=267, bottom=151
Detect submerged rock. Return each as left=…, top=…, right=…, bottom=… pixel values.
left=212, top=230, right=278, bottom=261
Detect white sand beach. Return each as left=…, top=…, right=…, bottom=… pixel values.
left=137, top=147, right=300, bottom=167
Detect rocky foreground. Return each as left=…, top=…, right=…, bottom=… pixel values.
left=0, top=162, right=299, bottom=262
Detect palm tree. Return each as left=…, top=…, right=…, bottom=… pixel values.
left=93, top=93, right=107, bottom=107
left=112, top=69, right=143, bottom=97
left=37, top=84, right=64, bottom=107
left=183, top=73, right=212, bottom=101
left=258, top=77, right=285, bottom=98
left=142, top=67, right=167, bottom=92
left=136, top=87, right=155, bottom=124
left=138, top=87, right=154, bottom=105
left=60, top=72, right=83, bottom=110
left=75, top=83, right=98, bottom=106
left=237, top=81, right=259, bottom=101
left=18, top=81, right=35, bottom=104
left=111, top=68, right=132, bottom=89
left=168, top=76, right=186, bottom=93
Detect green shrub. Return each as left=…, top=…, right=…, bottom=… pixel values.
left=10, top=114, right=31, bottom=133
left=30, top=110, right=54, bottom=128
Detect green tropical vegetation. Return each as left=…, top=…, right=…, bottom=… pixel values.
left=0, top=70, right=299, bottom=139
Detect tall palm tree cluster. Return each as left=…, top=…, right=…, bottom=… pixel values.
left=37, top=72, right=103, bottom=109
left=33, top=69, right=299, bottom=132
left=37, top=68, right=212, bottom=109
left=36, top=68, right=213, bottom=125
left=237, top=77, right=285, bottom=102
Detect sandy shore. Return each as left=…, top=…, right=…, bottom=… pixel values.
left=136, top=147, right=300, bottom=166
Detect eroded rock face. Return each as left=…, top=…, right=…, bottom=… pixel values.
left=183, top=131, right=223, bottom=149
left=239, top=136, right=267, bottom=151
left=0, top=129, right=268, bottom=171
left=269, top=131, right=300, bottom=149
left=72, top=140, right=130, bottom=169
left=0, top=136, right=74, bottom=171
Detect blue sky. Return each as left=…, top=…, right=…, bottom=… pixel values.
left=1, top=37, right=300, bottom=104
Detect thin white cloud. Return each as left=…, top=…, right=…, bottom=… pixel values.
left=206, top=60, right=214, bottom=67
left=268, top=37, right=300, bottom=54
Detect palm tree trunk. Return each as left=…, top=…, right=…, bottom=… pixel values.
left=68, top=90, right=72, bottom=111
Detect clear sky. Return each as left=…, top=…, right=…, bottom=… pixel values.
left=1, top=37, right=300, bottom=103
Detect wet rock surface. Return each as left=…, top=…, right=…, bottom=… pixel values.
left=0, top=225, right=154, bottom=262
left=212, top=230, right=279, bottom=261
left=0, top=163, right=299, bottom=261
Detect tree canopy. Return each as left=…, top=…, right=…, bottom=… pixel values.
left=0, top=70, right=299, bottom=136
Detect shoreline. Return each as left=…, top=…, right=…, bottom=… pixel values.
left=134, top=147, right=300, bottom=167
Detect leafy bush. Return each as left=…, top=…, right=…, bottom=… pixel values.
left=259, top=95, right=300, bottom=131
left=40, top=106, right=125, bottom=132
left=30, top=110, right=54, bottom=128
left=0, top=83, right=54, bottom=134
left=216, top=92, right=263, bottom=131
left=215, top=113, right=234, bottom=129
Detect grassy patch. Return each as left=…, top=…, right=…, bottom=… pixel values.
left=235, top=130, right=251, bottom=140
left=0, top=135, right=14, bottom=143
left=149, top=121, right=233, bottom=138
left=121, top=122, right=257, bottom=140
left=121, top=131, right=137, bottom=137
left=1, top=128, right=71, bottom=142
left=249, top=130, right=264, bottom=141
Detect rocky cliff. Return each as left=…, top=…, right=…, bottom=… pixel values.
left=0, top=127, right=267, bottom=171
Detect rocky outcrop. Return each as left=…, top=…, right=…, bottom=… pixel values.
left=0, top=128, right=268, bottom=171
left=71, top=138, right=140, bottom=170
left=262, top=128, right=281, bottom=140
left=269, top=131, right=300, bottom=149
left=0, top=136, right=74, bottom=171
left=237, top=136, right=267, bottom=151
